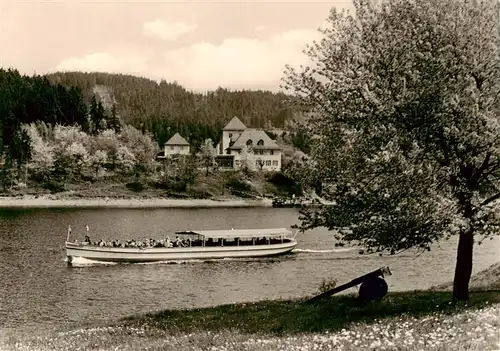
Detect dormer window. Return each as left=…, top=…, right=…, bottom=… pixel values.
left=257, top=139, right=264, bottom=146
left=246, top=139, right=253, bottom=146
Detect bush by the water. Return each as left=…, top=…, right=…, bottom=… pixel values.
left=42, top=180, right=65, bottom=193
left=188, top=190, right=213, bottom=199
left=151, top=178, right=189, bottom=192
left=266, top=171, right=302, bottom=196
left=225, top=174, right=255, bottom=198
left=151, top=181, right=170, bottom=190
left=126, top=181, right=144, bottom=192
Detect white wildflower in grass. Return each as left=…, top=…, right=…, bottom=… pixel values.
left=1, top=304, right=499, bottom=351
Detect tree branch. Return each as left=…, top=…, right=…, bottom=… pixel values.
left=478, top=160, right=500, bottom=183
left=479, top=191, right=500, bottom=207
left=470, top=151, right=491, bottom=185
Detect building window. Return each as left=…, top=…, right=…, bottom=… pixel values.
left=246, top=139, right=253, bottom=146
left=256, top=150, right=263, bottom=155
left=257, top=139, right=264, bottom=146
left=169, top=146, right=174, bottom=150
left=270, top=150, right=274, bottom=155
left=235, top=160, right=240, bottom=166
left=266, top=160, right=271, bottom=166
left=229, top=133, right=233, bottom=137
left=272, top=160, right=279, bottom=166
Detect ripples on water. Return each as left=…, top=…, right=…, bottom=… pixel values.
left=0, top=207, right=498, bottom=332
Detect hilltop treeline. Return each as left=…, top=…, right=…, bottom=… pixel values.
left=45, top=71, right=303, bottom=146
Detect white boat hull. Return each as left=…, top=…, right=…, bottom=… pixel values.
left=66, top=240, right=297, bottom=263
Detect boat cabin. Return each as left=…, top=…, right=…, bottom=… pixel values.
left=175, top=228, right=293, bottom=247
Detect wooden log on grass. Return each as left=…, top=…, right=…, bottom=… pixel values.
left=305, top=266, right=392, bottom=304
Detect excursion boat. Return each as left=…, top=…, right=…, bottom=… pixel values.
left=65, top=228, right=298, bottom=264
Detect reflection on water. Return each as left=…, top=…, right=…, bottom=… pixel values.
left=0, top=207, right=498, bottom=332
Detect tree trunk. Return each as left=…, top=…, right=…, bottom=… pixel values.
left=452, top=228, right=474, bottom=301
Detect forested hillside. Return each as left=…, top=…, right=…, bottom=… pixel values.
left=0, top=68, right=157, bottom=191
left=45, top=71, right=303, bottom=146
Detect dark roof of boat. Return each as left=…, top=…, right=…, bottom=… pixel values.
left=175, top=228, right=292, bottom=239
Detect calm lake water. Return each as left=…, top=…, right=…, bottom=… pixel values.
left=0, top=207, right=498, bottom=333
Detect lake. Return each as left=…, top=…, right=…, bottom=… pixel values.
left=0, top=207, right=498, bottom=333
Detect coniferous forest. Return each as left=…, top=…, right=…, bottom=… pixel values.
left=45, top=71, right=303, bottom=146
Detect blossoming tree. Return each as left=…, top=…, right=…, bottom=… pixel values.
left=282, top=0, right=500, bottom=301
left=199, top=138, right=217, bottom=175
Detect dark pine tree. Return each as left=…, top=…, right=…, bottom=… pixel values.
left=89, top=94, right=106, bottom=134
left=107, top=103, right=121, bottom=132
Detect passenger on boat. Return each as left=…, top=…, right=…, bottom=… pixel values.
left=127, top=240, right=136, bottom=247
left=87, top=237, right=205, bottom=248
left=165, top=237, right=173, bottom=248
left=174, top=236, right=186, bottom=247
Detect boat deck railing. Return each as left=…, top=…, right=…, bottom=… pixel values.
left=69, top=237, right=295, bottom=249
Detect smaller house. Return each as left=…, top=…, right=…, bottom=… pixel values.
left=157, top=133, right=190, bottom=159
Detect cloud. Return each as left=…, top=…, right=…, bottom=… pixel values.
left=142, top=19, right=197, bottom=41
left=158, top=28, right=321, bottom=91
left=54, top=28, right=321, bottom=91
left=55, top=52, right=148, bottom=74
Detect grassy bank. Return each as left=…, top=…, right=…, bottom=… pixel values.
left=2, top=290, right=499, bottom=351
left=123, top=290, right=500, bottom=335
left=432, top=262, right=500, bottom=292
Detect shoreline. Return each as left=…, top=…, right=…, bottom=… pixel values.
left=0, top=195, right=274, bottom=209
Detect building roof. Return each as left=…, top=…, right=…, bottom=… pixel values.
left=165, top=133, right=190, bottom=146
left=223, top=116, right=247, bottom=131
left=228, top=129, right=281, bottom=150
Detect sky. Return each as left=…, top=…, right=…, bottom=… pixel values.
left=0, top=0, right=354, bottom=92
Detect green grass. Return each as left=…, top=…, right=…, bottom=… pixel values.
left=3, top=290, right=499, bottom=351
left=122, top=290, right=500, bottom=335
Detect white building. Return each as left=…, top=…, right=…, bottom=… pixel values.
left=216, top=116, right=282, bottom=171
left=163, top=133, right=190, bottom=158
